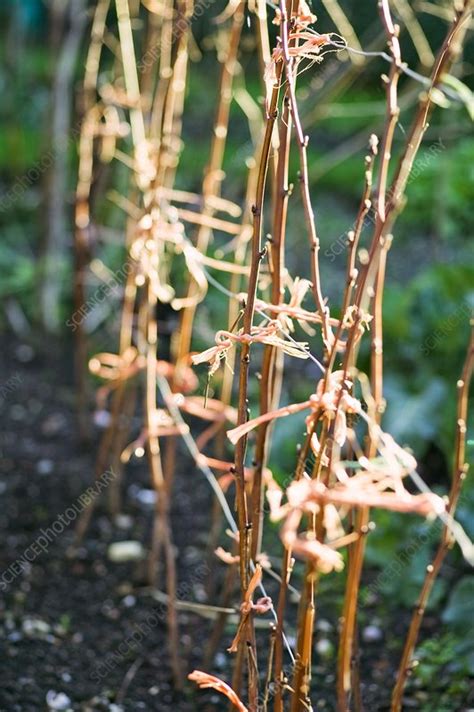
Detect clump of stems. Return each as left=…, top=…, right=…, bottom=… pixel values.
left=75, top=1, right=473, bottom=710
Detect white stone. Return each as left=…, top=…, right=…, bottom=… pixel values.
left=107, top=541, right=144, bottom=563
left=46, top=691, right=72, bottom=710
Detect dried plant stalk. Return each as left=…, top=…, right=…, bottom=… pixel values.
left=230, top=5, right=288, bottom=706
left=177, top=1, right=245, bottom=366
left=74, top=3, right=473, bottom=711
left=74, top=0, right=112, bottom=438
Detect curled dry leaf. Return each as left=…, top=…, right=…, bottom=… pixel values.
left=188, top=670, right=248, bottom=712
left=324, top=503, right=346, bottom=543
left=292, top=536, right=345, bottom=574
left=130, top=209, right=209, bottom=309
left=215, top=546, right=239, bottom=565
left=89, top=347, right=143, bottom=382
left=228, top=370, right=361, bottom=448
left=281, top=509, right=344, bottom=573
left=228, top=564, right=274, bottom=653
left=120, top=410, right=186, bottom=464
left=176, top=394, right=237, bottom=423
left=273, top=0, right=317, bottom=29
left=252, top=596, right=273, bottom=614
left=227, top=399, right=311, bottom=445
left=192, top=321, right=309, bottom=377
left=272, top=31, right=332, bottom=63
left=91, top=351, right=199, bottom=411
left=156, top=360, right=198, bottom=393
left=241, top=564, right=263, bottom=614
left=265, top=471, right=284, bottom=519
left=215, top=547, right=271, bottom=569
left=285, top=475, right=445, bottom=518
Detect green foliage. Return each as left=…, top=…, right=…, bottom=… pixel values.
left=363, top=510, right=447, bottom=609
left=402, top=136, right=474, bottom=240
left=407, top=632, right=474, bottom=710
left=382, top=262, right=473, bottom=456
left=0, top=242, right=36, bottom=299
left=442, top=576, right=474, bottom=634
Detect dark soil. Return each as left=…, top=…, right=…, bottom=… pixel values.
left=0, top=337, right=471, bottom=712
left=0, top=338, right=216, bottom=711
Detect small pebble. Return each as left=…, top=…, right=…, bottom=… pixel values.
left=41, top=413, right=67, bottom=437
left=15, top=344, right=34, bottom=362
left=7, top=631, right=22, bottom=643
left=22, top=618, right=51, bottom=637
left=108, top=541, right=144, bottom=563
left=362, top=624, right=383, bottom=643
left=214, top=652, right=227, bottom=669
left=316, top=618, right=333, bottom=633
left=115, top=514, right=133, bottom=530
left=127, top=484, right=157, bottom=508
left=136, top=488, right=157, bottom=508
left=94, top=409, right=111, bottom=428
left=36, top=459, right=54, bottom=476
left=122, top=595, right=136, bottom=608
left=46, top=690, right=72, bottom=710
left=193, top=583, right=207, bottom=603
left=316, top=638, right=334, bottom=659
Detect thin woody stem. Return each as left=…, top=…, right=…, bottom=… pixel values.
left=324, top=136, right=377, bottom=383
left=251, top=94, right=292, bottom=562
left=337, top=235, right=391, bottom=712
left=74, top=0, right=112, bottom=439
left=337, top=3, right=401, bottom=705
left=234, top=8, right=286, bottom=597
left=232, top=8, right=288, bottom=709
left=115, top=0, right=146, bottom=148
left=176, top=2, right=245, bottom=370
left=257, top=96, right=292, bottom=711
left=291, top=467, right=326, bottom=712
left=164, top=5, right=246, bottom=584
left=279, top=0, right=330, bottom=347
left=144, top=280, right=182, bottom=688
left=149, top=0, right=174, bottom=138
left=273, top=546, right=293, bottom=712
